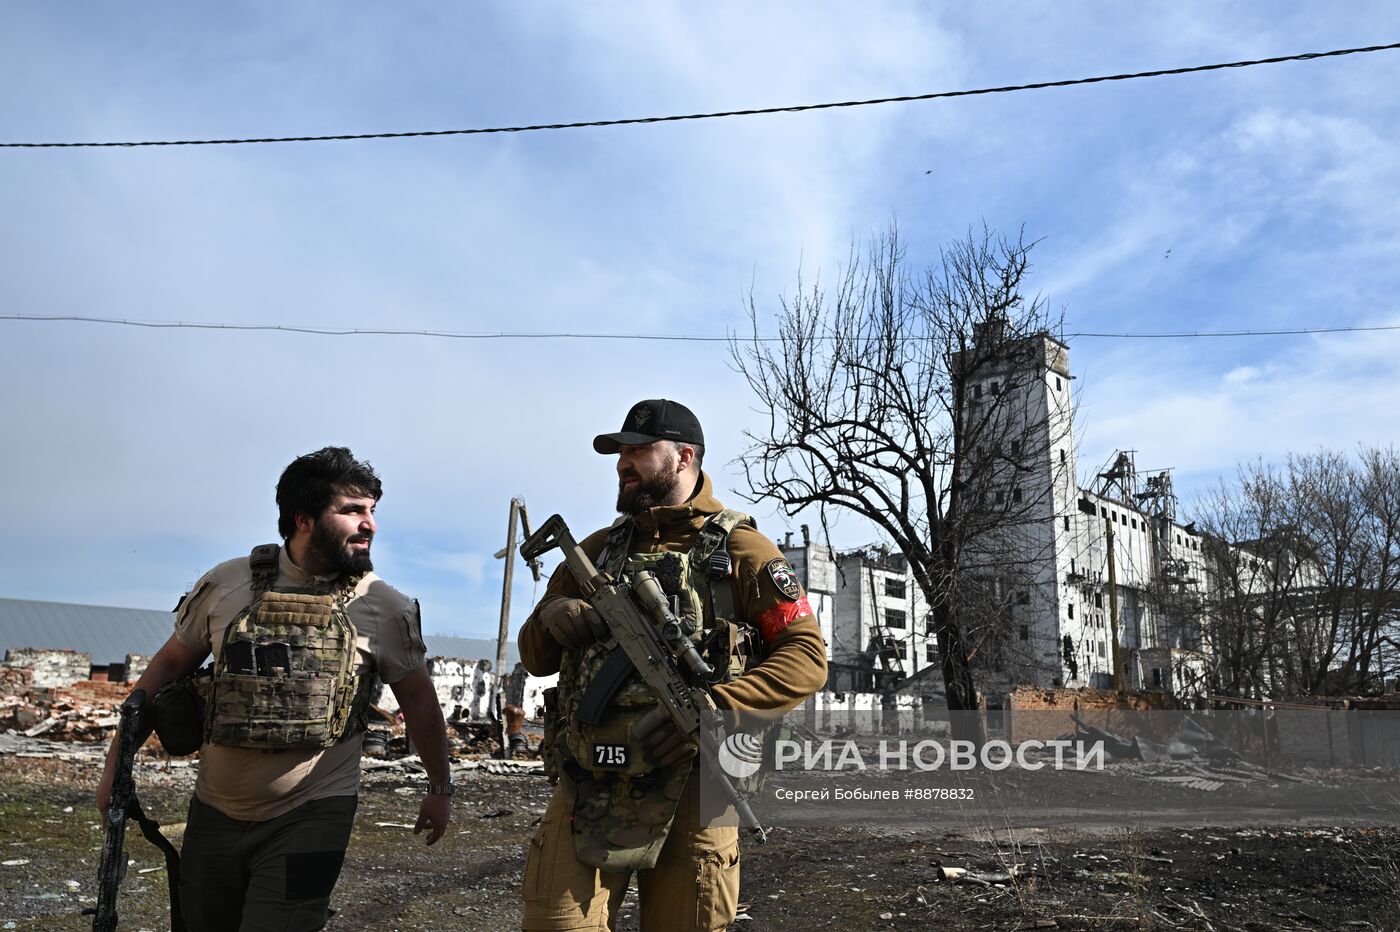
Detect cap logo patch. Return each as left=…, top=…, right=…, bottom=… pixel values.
left=766, top=558, right=802, bottom=601
left=632, top=407, right=651, bottom=429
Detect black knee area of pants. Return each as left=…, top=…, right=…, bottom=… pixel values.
left=285, top=851, right=345, bottom=901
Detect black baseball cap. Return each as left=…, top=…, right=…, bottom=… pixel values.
left=593, top=399, right=705, bottom=454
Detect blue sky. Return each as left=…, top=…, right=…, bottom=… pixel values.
left=3, top=4, right=1399, bottom=638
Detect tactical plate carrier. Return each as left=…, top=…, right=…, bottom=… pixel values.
left=559, top=509, right=758, bottom=778
left=204, top=544, right=369, bottom=750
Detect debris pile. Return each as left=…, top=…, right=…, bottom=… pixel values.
left=1071, top=711, right=1240, bottom=764
left=1, top=660, right=543, bottom=763
left=0, top=680, right=129, bottom=741
left=1068, top=711, right=1334, bottom=791
left=363, top=708, right=541, bottom=761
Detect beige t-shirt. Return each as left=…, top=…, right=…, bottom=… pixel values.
left=174, top=546, right=426, bottom=821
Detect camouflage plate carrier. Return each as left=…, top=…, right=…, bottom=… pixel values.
left=203, top=544, right=370, bottom=750
left=553, top=509, right=762, bottom=872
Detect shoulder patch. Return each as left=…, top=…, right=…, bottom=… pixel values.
left=766, top=558, right=802, bottom=600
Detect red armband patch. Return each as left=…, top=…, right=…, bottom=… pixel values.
left=755, top=597, right=813, bottom=644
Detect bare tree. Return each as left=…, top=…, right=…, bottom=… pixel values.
left=1196, top=462, right=1312, bottom=697
left=1350, top=446, right=1400, bottom=690
left=1195, top=447, right=1400, bottom=697
left=730, top=224, right=1069, bottom=735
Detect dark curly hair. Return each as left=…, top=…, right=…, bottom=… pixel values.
left=275, top=447, right=383, bottom=539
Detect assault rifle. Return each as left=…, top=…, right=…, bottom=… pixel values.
left=90, top=689, right=185, bottom=932
left=520, top=513, right=768, bottom=844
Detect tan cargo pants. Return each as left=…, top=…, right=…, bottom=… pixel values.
left=522, top=775, right=740, bottom=931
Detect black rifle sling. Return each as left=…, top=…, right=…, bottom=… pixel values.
left=125, top=796, right=187, bottom=932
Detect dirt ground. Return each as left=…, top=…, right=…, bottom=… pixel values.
left=2, top=750, right=1398, bottom=931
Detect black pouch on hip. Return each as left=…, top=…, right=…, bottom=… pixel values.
left=150, top=667, right=210, bottom=756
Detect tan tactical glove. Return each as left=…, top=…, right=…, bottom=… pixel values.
left=630, top=705, right=698, bottom=767
left=537, top=597, right=606, bottom=649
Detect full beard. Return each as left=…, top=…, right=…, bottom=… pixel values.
left=616, top=468, right=682, bottom=516
left=309, top=521, right=374, bottom=575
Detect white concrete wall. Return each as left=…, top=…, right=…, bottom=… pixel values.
left=2, top=648, right=91, bottom=688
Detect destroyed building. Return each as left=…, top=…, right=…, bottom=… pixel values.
left=0, top=596, right=543, bottom=723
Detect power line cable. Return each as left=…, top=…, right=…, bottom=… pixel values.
left=3, top=314, right=1399, bottom=341
left=2, top=42, right=1397, bottom=149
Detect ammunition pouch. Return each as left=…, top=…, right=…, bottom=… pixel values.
left=567, top=761, right=690, bottom=873
left=566, top=649, right=660, bottom=778
left=150, top=668, right=211, bottom=757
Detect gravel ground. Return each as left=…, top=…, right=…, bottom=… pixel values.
left=3, top=747, right=1398, bottom=931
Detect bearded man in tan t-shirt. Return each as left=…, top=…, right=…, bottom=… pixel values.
left=96, top=446, right=452, bottom=932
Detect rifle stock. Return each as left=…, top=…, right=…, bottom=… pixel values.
left=521, top=514, right=768, bottom=843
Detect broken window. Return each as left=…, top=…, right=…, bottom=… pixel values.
left=1019, top=625, right=1029, bottom=641
left=884, top=608, right=907, bottom=629
left=884, top=577, right=906, bottom=599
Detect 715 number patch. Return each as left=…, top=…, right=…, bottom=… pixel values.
left=592, top=744, right=628, bottom=768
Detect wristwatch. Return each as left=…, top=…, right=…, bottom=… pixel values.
left=427, top=781, right=456, bottom=796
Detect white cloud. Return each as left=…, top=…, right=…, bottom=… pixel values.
left=1223, top=365, right=1260, bottom=384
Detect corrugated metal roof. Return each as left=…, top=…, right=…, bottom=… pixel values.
left=1, top=597, right=519, bottom=668
left=0, top=598, right=175, bottom=666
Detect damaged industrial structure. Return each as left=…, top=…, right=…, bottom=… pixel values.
left=778, top=329, right=1372, bottom=716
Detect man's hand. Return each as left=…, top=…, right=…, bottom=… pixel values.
left=95, top=763, right=115, bottom=815
left=389, top=667, right=453, bottom=847
left=630, top=706, right=697, bottom=767
left=414, top=793, right=451, bottom=845
left=538, top=597, right=605, bottom=649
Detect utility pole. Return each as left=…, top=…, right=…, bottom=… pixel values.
left=492, top=498, right=541, bottom=757
left=1104, top=515, right=1124, bottom=691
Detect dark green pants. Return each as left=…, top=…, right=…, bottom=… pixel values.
left=178, top=794, right=357, bottom=932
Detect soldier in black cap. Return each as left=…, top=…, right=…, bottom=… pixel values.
left=518, top=400, right=828, bottom=931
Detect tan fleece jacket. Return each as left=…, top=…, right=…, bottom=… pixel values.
left=519, top=471, right=827, bottom=713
